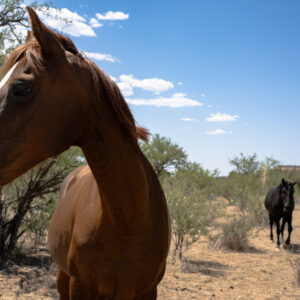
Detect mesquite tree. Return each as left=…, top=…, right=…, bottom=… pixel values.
left=162, top=163, right=216, bottom=259
left=140, top=134, right=188, bottom=178
left=0, top=147, right=84, bottom=254
left=0, top=0, right=59, bottom=66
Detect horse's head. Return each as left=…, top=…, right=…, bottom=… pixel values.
left=0, top=7, right=90, bottom=186
left=280, top=178, right=296, bottom=212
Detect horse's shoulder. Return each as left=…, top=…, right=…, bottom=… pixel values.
left=268, top=185, right=279, bottom=193
left=266, top=186, right=280, bottom=199
left=60, top=164, right=93, bottom=199
left=265, top=186, right=279, bottom=208
left=75, top=164, right=92, bottom=178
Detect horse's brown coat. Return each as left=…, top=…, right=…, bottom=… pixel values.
left=0, top=7, right=170, bottom=299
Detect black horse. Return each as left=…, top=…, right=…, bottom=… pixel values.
left=264, top=179, right=296, bottom=248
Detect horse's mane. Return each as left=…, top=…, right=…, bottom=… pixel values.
left=1, top=32, right=149, bottom=143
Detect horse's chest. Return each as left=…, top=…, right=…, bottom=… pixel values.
left=68, top=238, right=161, bottom=298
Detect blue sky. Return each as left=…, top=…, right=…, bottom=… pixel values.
left=34, top=0, right=300, bottom=174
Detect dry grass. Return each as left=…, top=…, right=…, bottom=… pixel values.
left=212, top=216, right=253, bottom=251
left=2, top=207, right=300, bottom=299
left=288, top=256, right=300, bottom=286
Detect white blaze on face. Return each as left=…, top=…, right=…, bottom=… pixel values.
left=0, top=63, right=19, bottom=90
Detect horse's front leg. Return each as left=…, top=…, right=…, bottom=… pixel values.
left=69, top=277, right=93, bottom=300
left=275, top=219, right=281, bottom=248
left=280, top=217, right=286, bottom=244
left=269, top=215, right=274, bottom=241
left=57, top=267, right=70, bottom=300
left=285, top=214, right=293, bottom=246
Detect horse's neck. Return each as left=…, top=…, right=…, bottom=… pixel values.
left=81, top=130, right=150, bottom=231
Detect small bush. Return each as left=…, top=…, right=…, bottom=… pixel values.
left=213, top=216, right=253, bottom=251
left=247, top=195, right=269, bottom=228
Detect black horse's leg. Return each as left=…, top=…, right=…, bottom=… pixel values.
left=275, top=219, right=280, bottom=248
left=269, top=215, right=274, bottom=241
left=280, top=217, right=286, bottom=244
left=285, top=214, right=293, bottom=246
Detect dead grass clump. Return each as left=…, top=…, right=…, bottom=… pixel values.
left=212, top=216, right=253, bottom=251
left=288, top=257, right=300, bottom=286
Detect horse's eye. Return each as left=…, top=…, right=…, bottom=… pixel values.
left=10, top=82, right=31, bottom=98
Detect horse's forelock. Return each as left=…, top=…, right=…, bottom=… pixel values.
left=2, top=31, right=82, bottom=80
left=2, top=41, right=48, bottom=80
left=1, top=45, right=27, bottom=79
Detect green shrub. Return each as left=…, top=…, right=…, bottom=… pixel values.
left=162, top=164, right=216, bottom=259
left=246, top=195, right=269, bottom=228
left=0, top=147, right=85, bottom=253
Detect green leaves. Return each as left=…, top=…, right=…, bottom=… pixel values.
left=0, top=0, right=61, bottom=68
left=162, top=163, right=214, bottom=259
left=229, top=153, right=280, bottom=176
left=0, top=146, right=85, bottom=253
left=140, top=134, right=187, bottom=177
left=140, top=134, right=219, bottom=259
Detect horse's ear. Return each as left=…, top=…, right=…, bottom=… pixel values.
left=282, top=178, right=286, bottom=185
left=25, top=31, right=34, bottom=43
left=27, top=7, right=65, bottom=58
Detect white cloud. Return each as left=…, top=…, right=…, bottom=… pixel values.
left=89, top=18, right=103, bottom=28
left=118, top=82, right=134, bottom=97
left=37, top=7, right=96, bottom=37
left=109, top=75, right=117, bottom=81
left=181, top=118, right=200, bottom=123
left=206, top=113, right=239, bottom=122
left=96, top=11, right=129, bottom=21
left=201, top=94, right=206, bottom=97
left=173, top=92, right=186, bottom=98
left=117, top=75, right=174, bottom=96
left=84, top=51, right=118, bottom=62
left=206, top=129, right=227, bottom=135
left=2, top=7, right=128, bottom=51
left=126, top=93, right=203, bottom=108
left=178, top=82, right=183, bottom=85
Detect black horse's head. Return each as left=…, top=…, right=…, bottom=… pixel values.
left=280, top=179, right=296, bottom=212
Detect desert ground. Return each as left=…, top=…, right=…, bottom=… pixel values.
left=1, top=206, right=300, bottom=300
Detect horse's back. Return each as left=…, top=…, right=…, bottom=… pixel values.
left=48, top=164, right=99, bottom=273
left=59, top=164, right=90, bottom=198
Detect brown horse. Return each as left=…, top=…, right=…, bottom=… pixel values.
left=0, top=7, right=170, bottom=300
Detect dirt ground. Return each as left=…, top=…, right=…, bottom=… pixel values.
left=1, top=207, right=300, bottom=300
